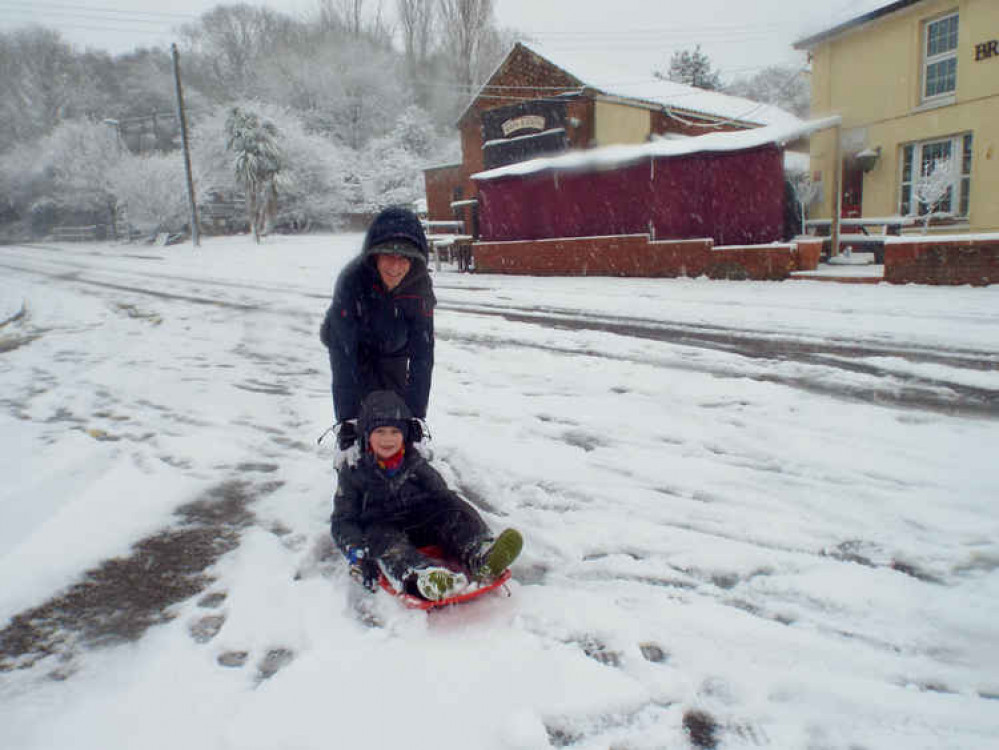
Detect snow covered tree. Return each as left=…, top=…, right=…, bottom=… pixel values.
left=225, top=106, right=283, bottom=243
left=353, top=105, right=456, bottom=214
left=657, top=45, right=722, bottom=91
left=195, top=102, right=353, bottom=233
left=914, top=155, right=956, bottom=233
left=108, top=152, right=188, bottom=235
left=13, top=119, right=126, bottom=236
left=788, top=169, right=818, bottom=236
left=256, top=36, right=409, bottom=149
left=0, top=28, right=103, bottom=154
left=725, top=64, right=810, bottom=118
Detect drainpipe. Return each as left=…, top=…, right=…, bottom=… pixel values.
left=830, top=124, right=842, bottom=258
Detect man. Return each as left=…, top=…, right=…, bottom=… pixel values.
left=320, top=206, right=435, bottom=450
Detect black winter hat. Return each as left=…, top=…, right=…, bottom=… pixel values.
left=358, top=390, right=412, bottom=443
left=363, top=206, right=429, bottom=264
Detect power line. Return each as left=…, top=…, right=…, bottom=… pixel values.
left=518, top=21, right=794, bottom=37
left=1, top=20, right=178, bottom=38
left=2, top=12, right=171, bottom=31
left=0, top=1, right=198, bottom=20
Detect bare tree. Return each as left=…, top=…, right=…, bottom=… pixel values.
left=398, top=0, right=435, bottom=68
left=180, top=5, right=301, bottom=99
left=314, top=0, right=392, bottom=44
left=437, top=0, right=494, bottom=92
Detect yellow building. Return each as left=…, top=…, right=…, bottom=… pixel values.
left=795, top=0, right=998, bottom=233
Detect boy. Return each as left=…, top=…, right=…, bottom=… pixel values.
left=331, top=390, right=523, bottom=602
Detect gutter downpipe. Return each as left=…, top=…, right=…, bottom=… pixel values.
left=831, top=123, right=842, bottom=258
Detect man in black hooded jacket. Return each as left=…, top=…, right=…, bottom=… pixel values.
left=320, top=206, right=435, bottom=448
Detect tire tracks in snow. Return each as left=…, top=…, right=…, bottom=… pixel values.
left=434, top=302, right=998, bottom=418
left=3, top=248, right=995, bottom=416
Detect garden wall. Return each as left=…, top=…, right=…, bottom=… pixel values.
left=884, top=236, right=999, bottom=286
left=472, top=235, right=821, bottom=280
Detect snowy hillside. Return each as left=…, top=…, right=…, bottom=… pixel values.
left=1, top=235, right=997, bottom=749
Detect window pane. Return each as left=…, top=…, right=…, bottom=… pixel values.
left=901, top=145, right=913, bottom=182
left=920, top=141, right=951, bottom=175
left=925, top=57, right=957, bottom=97
left=927, top=15, right=959, bottom=56
left=939, top=186, right=952, bottom=213
left=962, top=134, right=974, bottom=175
left=901, top=184, right=911, bottom=215
left=960, top=178, right=970, bottom=215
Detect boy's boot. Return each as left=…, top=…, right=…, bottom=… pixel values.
left=471, top=528, right=523, bottom=582
left=414, top=567, right=468, bottom=601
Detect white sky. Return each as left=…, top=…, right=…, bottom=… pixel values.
left=0, top=0, right=892, bottom=80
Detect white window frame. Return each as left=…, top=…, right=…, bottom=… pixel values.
left=899, top=133, right=973, bottom=219
left=921, top=12, right=959, bottom=104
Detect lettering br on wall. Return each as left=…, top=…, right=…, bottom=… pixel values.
left=975, top=40, right=998, bottom=61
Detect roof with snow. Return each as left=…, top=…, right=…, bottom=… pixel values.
left=471, top=115, right=840, bottom=182
left=794, top=1, right=917, bottom=49
left=470, top=42, right=804, bottom=130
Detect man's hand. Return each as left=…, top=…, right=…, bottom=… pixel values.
left=409, top=418, right=429, bottom=443
left=337, top=420, right=358, bottom=450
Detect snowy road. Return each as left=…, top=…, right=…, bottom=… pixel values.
left=1, top=236, right=998, bottom=749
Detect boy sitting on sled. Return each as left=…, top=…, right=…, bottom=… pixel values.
left=331, top=390, right=523, bottom=602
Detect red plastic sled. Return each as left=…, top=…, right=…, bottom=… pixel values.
left=376, top=545, right=513, bottom=610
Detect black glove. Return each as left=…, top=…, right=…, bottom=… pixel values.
left=409, top=418, right=428, bottom=443
left=347, top=547, right=379, bottom=592
left=337, top=420, right=357, bottom=451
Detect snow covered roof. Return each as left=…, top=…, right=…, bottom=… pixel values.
left=507, top=42, right=804, bottom=129
left=472, top=115, right=840, bottom=182
left=794, top=1, right=915, bottom=49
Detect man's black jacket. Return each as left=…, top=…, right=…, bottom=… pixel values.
left=320, top=254, right=435, bottom=421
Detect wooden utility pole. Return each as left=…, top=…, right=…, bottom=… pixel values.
left=172, top=43, right=200, bottom=248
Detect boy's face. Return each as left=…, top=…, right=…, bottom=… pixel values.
left=376, top=253, right=411, bottom=291
left=369, top=426, right=404, bottom=459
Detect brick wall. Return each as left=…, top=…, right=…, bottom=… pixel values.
left=424, top=165, right=463, bottom=222
left=885, top=238, right=999, bottom=286
left=793, top=238, right=823, bottom=271
left=473, top=235, right=814, bottom=280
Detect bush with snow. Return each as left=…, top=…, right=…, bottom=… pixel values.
left=108, top=153, right=189, bottom=235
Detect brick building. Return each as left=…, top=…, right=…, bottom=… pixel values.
left=424, top=42, right=803, bottom=241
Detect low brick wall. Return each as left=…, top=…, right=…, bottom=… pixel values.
left=473, top=234, right=818, bottom=280
left=793, top=237, right=823, bottom=271
left=884, top=237, right=999, bottom=286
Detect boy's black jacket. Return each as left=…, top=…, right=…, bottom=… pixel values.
left=330, top=449, right=462, bottom=554
left=319, top=252, right=435, bottom=421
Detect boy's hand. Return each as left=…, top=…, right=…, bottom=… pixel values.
left=347, top=547, right=379, bottom=591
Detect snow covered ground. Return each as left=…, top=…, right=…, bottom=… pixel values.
left=1, top=234, right=997, bottom=749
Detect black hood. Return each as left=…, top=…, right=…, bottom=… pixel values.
left=362, top=206, right=429, bottom=266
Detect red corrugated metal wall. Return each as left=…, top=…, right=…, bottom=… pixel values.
left=477, top=146, right=784, bottom=246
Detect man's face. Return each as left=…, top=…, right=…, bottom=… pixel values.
left=376, top=253, right=412, bottom=291
left=369, top=425, right=404, bottom=459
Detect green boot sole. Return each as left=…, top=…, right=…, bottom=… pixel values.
left=479, top=528, right=523, bottom=581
